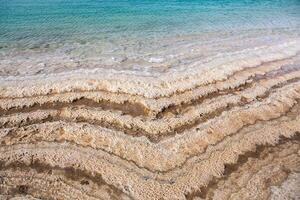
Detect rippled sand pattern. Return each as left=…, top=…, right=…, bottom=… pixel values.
left=1, top=30, right=300, bottom=200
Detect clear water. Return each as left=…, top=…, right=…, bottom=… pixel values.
left=1, top=0, right=300, bottom=48
left=0, top=0, right=300, bottom=76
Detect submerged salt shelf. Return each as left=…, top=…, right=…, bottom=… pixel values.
left=1, top=0, right=300, bottom=76
left=0, top=0, right=300, bottom=200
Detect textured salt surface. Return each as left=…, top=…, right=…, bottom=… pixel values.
left=1, top=44, right=300, bottom=199
left=1, top=0, right=300, bottom=199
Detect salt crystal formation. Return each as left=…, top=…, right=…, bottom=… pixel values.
left=0, top=38, right=300, bottom=200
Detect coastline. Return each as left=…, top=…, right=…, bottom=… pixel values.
left=1, top=0, right=300, bottom=196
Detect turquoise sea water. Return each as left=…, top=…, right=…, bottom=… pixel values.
left=1, top=0, right=300, bottom=49
left=0, top=0, right=300, bottom=77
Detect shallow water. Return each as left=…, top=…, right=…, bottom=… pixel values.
left=0, top=0, right=300, bottom=76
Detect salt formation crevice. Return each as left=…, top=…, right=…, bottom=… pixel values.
left=0, top=39, right=300, bottom=199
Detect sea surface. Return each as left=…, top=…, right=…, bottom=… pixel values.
left=0, top=0, right=300, bottom=76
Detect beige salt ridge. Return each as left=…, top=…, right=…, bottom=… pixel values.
left=0, top=168, right=130, bottom=200
left=0, top=56, right=296, bottom=116
left=1, top=69, right=299, bottom=140
left=1, top=82, right=300, bottom=174
left=208, top=143, right=299, bottom=200
left=0, top=114, right=299, bottom=199
left=1, top=35, right=300, bottom=200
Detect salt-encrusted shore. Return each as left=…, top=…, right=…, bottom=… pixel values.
left=0, top=35, right=300, bottom=199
